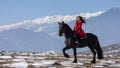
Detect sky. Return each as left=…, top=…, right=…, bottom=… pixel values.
left=0, top=0, right=120, bottom=25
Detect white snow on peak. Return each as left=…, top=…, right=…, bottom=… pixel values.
left=0, top=11, right=105, bottom=31
left=31, top=11, right=104, bottom=24
left=80, top=11, right=105, bottom=19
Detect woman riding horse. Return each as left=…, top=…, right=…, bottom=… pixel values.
left=58, top=20, right=104, bottom=63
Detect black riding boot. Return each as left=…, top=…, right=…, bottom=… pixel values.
left=75, top=35, right=87, bottom=44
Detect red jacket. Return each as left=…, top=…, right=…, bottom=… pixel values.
left=73, top=20, right=86, bottom=37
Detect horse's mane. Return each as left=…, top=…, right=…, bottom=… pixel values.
left=64, top=23, right=73, bottom=32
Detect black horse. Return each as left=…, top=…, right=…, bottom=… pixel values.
left=58, top=21, right=103, bottom=63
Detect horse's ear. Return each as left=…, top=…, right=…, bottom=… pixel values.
left=58, top=22, right=60, bottom=25
left=62, top=21, right=64, bottom=24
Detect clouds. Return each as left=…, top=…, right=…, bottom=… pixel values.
left=0, top=11, right=105, bottom=31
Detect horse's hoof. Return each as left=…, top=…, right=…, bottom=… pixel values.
left=73, top=60, right=77, bottom=63
left=91, top=60, right=96, bottom=63
left=64, top=54, right=70, bottom=58
left=98, top=57, right=104, bottom=59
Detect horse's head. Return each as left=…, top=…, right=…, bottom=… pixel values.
left=58, top=21, right=66, bottom=36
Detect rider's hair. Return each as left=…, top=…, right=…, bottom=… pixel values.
left=77, top=16, right=86, bottom=24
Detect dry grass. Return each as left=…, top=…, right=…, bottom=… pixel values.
left=0, top=66, right=15, bottom=68
left=0, top=53, right=120, bottom=68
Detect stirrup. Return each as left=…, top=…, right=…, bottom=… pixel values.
left=75, top=41, right=79, bottom=43
left=75, top=41, right=80, bottom=44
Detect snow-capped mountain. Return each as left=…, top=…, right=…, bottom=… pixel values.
left=0, top=11, right=104, bottom=32
left=0, top=8, right=120, bottom=52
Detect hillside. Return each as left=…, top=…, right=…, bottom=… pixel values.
left=80, top=43, right=120, bottom=56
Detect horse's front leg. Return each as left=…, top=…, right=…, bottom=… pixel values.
left=73, top=47, right=77, bottom=63
left=63, top=46, right=71, bottom=58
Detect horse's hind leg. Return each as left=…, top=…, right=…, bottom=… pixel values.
left=73, top=47, right=77, bottom=63
left=88, top=46, right=96, bottom=63
left=63, top=46, right=71, bottom=58
left=96, top=42, right=104, bottom=59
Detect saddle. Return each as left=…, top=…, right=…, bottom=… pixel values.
left=79, top=36, right=87, bottom=39
left=74, top=34, right=87, bottom=44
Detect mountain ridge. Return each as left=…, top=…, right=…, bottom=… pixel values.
left=0, top=11, right=104, bottom=31
left=0, top=8, right=120, bottom=52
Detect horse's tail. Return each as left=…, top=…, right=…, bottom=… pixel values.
left=96, top=41, right=104, bottom=59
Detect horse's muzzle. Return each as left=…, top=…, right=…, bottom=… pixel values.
left=59, top=33, right=63, bottom=36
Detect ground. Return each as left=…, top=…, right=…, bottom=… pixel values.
left=0, top=51, right=120, bottom=68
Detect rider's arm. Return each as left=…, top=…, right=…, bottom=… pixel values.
left=76, top=22, right=82, bottom=31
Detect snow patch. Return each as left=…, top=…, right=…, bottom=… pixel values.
left=0, top=56, right=12, bottom=59
left=61, top=61, right=84, bottom=67
left=32, top=60, right=55, bottom=67
left=14, top=56, right=30, bottom=59
left=46, top=50, right=57, bottom=56
left=12, top=59, right=25, bottom=62
left=0, top=60, right=7, bottom=62
left=9, top=62, right=28, bottom=68
left=97, top=59, right=120, bottom=67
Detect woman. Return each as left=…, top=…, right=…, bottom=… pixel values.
left=73, top=16, right=87, bottom=39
